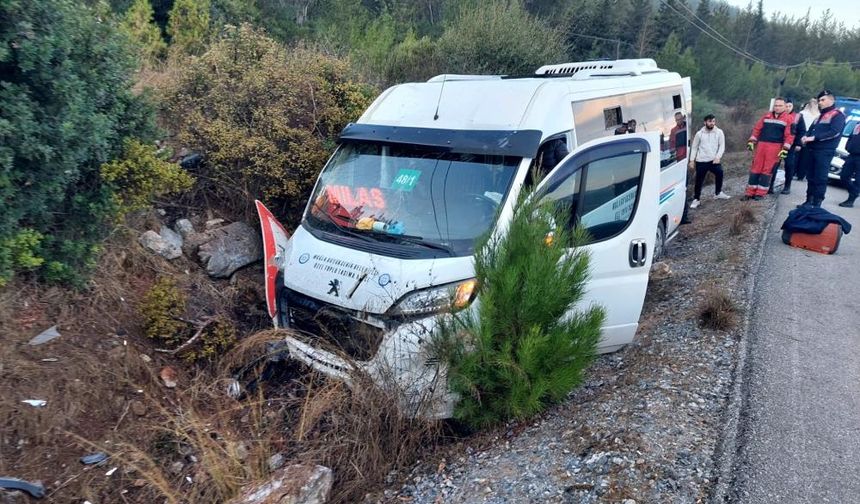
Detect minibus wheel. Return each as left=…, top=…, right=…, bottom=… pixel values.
left=654, top=220, right=666, bottom=260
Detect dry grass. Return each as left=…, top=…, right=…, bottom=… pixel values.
left=698, top=287, right=738, bottom=331
left=729, top=204, right=757, bottom=236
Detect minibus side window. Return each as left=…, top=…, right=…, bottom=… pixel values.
left=577, top=152, right=645, bottom=241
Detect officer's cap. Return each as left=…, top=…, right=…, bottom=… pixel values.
left=817, top=89, right=834, bottom=99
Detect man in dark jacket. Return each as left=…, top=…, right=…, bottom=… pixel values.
left=780, top=99, right=807, bottom=195
left=799, top=90, right=846, bottom=208
left=838, top=122, right=860, bottom=207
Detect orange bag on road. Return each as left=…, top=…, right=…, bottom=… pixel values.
left=781, top=222, right=844, bottom=254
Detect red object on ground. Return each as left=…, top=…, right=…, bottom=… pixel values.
left=782, top=222, right=843, bottom=254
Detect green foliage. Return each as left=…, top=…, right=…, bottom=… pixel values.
left=160, top=24, right=374, bottom=222
left=0, top=229, right=44, bottom=287
left=122, top=0, right=168, bottom=64
left=0, top=0, right=157, bottom=286
left=656, top=33, right=699, bottom=84
left=100, top=138, right=194, bottom=217
left=142, top=276, right=188, bottom=344
left=141, top=277, right=237, bottom=361
left=436, top=0, right=567, bottom=76
left=432, top=190, right=605, bottom=428
left=384, top=31, right=440, bottom=84
left=167, top=0, right=210, bottom=55
left=190, top=317, right=237, bottom=362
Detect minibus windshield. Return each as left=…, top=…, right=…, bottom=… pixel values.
left=304, top=141, right=520, bottom=257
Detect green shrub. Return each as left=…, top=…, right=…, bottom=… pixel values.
left=384, top=31, right=440, bottom=84
left=432, top=190, right=605, bottom=428
left=142, top=277, right=188, bottom=345
left=436, top=0, right=567, bottom=76
left=122, top=0, right=168, bottom=64
left=0, top=229, right=44, bottom=287
left=141, top=277, right=237, bottom=362
left=0, top=0, right=157, bottom=286
left=160, top=24, right=374, bottom=222
left=167, top=0, right=211, bottom=55
left=101, top=138, right=195, bottom=217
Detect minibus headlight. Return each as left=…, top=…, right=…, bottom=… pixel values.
left=391, top=279, right=478, bottom=317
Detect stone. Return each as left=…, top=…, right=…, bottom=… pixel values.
left=159, top=226, right=183, bottom=252
left=1, top=490, right=25, bottom=504
left=159, top=366, right=178, bottom=388
left=139, top=230, right=182, bottom=260
left=205, top=218, right=225, bottom=230
left=268, top=453, right=286, bottom=472
left=197, top=222, right=262, bottom=278
left=169, top=461, right=184, bottom=476
left=228, top=465, right=333, bottom=504
left=174, top=219, right=196, bottom=239
left=650, top=261, right=673, bottom=281
left=233, top=442, right=249, bottom=461
left=131, top=400, right=147, bottom=417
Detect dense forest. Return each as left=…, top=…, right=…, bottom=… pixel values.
left=2, top=0, right=860, bottom=285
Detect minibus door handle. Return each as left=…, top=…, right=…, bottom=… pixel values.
left=629, top=239, right=647, bottom=267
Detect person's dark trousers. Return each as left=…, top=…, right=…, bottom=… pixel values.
left=783, top=149, right=799, bottom=189
left=841, top=155, right=860, bottom=198
left=693, top=161, right=724, bottom=199
left=795, top=148, right=810, bottom=180
left=805, top=149, right=834, bottom=205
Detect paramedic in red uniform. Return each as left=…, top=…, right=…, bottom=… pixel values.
left=799, top=89, right=846, bottom=208
left=744, top=97, right=793, bottom=200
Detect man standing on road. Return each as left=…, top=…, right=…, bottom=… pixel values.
left=799, top=90, right=846, bottom=208
left=744, top=97, right=793, bottom=200
left=838, top=122, right=860, bottom=207
left=780, top=99, right=807, bottom=195
left=689, top=114, right=730, bottom=208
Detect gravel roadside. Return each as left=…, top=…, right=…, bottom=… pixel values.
left=378, top=174, right=775, bottom=504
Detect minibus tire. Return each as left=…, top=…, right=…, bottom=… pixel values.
left=654, top=221, right=666, bottom=260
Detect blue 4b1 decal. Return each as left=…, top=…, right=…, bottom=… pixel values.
left=391, top=169, right=421, bottom=191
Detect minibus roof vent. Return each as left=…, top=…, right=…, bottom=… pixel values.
left=535, top=58, right=663, bottom=77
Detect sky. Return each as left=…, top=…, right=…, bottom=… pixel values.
left=722, top=0, right=860, bottom=28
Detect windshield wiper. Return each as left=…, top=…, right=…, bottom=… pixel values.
left=359, top=230, right=455, bottom=256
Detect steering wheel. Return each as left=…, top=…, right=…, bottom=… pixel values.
left=464, top=193, right=500, bottom=216
left=451, top=193, right=499, bottom=236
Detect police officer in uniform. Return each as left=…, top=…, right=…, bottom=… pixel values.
left=798, top=90, right=846, bottom=208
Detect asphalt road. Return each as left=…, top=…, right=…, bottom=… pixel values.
left=730, top=179, right=860, bottom=503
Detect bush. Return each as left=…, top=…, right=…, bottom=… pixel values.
left=101, top=139, right=195, bottom=217
left=384, top=31, right=441, bottom=84
left=167, top=0, right=211, bottom=55
left=0, top=0, right=157, bottom=286
left=122, top=0, right=168, bottom=65
left=436, top=0, right=567, bottom=76
left=432, top=191, right=605, bottom=428
left=699, top=287, right=737, bottom=331
left=142, top=277, right=188, bottom=345
left=160, top=24, right=374, bottom=223
left=0, top=229, right=44, bottom=287
left=140, top=277, right=237, bottom=362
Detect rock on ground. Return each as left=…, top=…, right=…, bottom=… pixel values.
left=197, top=222, right=262, bottom=278
left=229, top=465, right=333, bottom=504
left=139, top=226, right=183, bottom=260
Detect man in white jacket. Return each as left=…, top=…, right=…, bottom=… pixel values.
left=688, top=114, right=730, bottom=208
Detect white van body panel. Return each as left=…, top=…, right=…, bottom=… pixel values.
left=284, top=225, right=475, bottom=314
left=259, top=59, right=690, bottom=418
